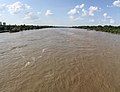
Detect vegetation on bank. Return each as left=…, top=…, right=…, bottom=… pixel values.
left=72, top=25, right=120, bottom=34
left=0, top=24, right=120, bottom=34
left=0, top=25, right=55, bottom=33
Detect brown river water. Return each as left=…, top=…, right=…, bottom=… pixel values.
left=0, top=28, right=120, bottom=92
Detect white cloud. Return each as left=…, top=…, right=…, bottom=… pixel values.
left=103, top=13, right=115, bottom=24
left=68, top=4, right=99, bottom=21
left=68, top=4, right=84, bottom=20
left=75, top=5, right=79, bottom=9
left=103, top=13, right=112, bottom=19
left=81, top=9, right=87, bottom=16
left=103, top=13, right=107, bottom=18
left=75, top=4, right=85, bottom=9
left=0, top=4, right=7, bottom=11
left=113, top=0, right=120, bottom=7
left=107, top=5, right=113, bottom=8
left=75, top=4, right=84, bottom=9
left=68, top=4, right=84, bottom=15
left=80, top=4, right=85, bottom=9
left=45, top=10, right=53, bottom=16
left=24, top=12, right=39, bottom=20
left=7, top=1, right=30, bottom=14
left=0, top=2, right=42, bottom=23
left=88, top=6, right=98, bottom=16
left=77, top=4, right=85, bottom=9
left=68, top=8, right=79, bottom=15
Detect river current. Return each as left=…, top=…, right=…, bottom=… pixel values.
left=0, top=28, right=120, bottom=92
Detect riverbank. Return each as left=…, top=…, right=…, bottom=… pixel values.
left=72, top=25, right=120, bottom=34
left=0, top=25, right=55, bottom=33
left=0, top=25, right=120, bottom=34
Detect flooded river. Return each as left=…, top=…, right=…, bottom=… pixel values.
left=0, top=28, right=120, bottom=92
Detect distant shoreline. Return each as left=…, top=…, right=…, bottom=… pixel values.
left=72, top=25, right=120, bottom=34
left=0, top=25, right=56, bottom=33
left=0, top=25, right=120, bottom=34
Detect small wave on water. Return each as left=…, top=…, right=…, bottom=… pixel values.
left=25, top=62, right=31, bottom=67
left=42, top=48, right=46, bottom=53
left=0, top=44, right=28, bottom=55
left=23, top=48, right=47, bottom=68
left=11, top=44, right=28, bottom=50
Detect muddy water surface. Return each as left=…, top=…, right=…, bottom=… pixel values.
left=0, top=28, right=120, bottom=92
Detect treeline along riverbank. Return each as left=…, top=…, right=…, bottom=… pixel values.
left=72, top=25, right=120, bottom=34
left=0, top=24, right=120, bottom=34
left=0, top=25, right=55, bottom=33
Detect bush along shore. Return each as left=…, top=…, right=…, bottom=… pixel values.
left=72, top=25, right=120, bottom=34
left=0, top=25, right=55, bottom=33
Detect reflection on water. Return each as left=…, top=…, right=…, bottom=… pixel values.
left=0, top=28, right=120, bottom=92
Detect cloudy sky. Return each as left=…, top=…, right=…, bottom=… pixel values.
left=0, top=0, right=120, bottom=26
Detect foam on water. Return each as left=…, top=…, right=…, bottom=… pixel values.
left=25, top=62, right=30, bottom=67
left=42, top=48, right=46, bottom=53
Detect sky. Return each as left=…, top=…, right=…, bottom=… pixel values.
left=0, top=0, right=120, bottom=26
